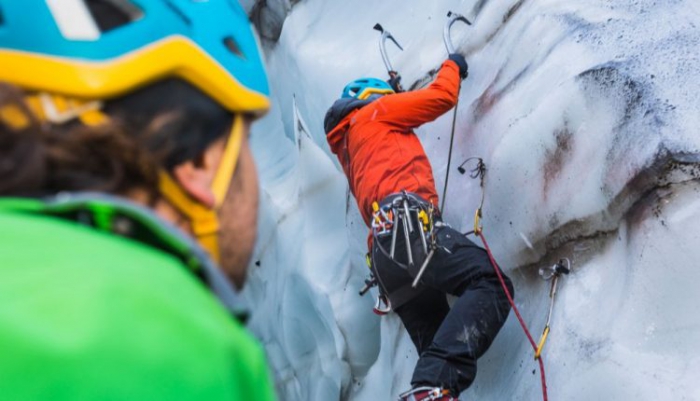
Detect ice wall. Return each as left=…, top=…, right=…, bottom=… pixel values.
left=243, top=0, right=700, bottom=399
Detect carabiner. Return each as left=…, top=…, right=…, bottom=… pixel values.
left=373, top=294, right=392, bottom=315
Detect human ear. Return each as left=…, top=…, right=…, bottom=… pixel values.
left=171, top=136, right=226, bottom=209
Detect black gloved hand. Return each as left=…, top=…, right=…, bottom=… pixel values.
left=448, top=53, right=469, bottom=79
left=387, top=73, right=403, bottom=92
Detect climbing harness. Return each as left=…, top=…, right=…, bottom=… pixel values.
left=456, top=156, right=553, bottom=401
left=370, top=191, right=436, bottom=271
left=535, top=258, right=571, bottom=360
left=358, top=191, right=442, bottom=313
left=373, top=23, right=405, bottom=92
left=440, top=11, right=471, bottom=214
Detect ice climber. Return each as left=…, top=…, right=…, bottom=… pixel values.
left=0, top=1, right=275, bottom=399
left=324, top=53, right=513, bottom=400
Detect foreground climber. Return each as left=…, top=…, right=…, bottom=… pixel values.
left=0, top=1, right=274, bottom=399
left=324, top=54, right=513, bottom=400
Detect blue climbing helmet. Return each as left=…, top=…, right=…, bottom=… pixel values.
left=342, top=78, right=394, bottom=100
left=0, top=0, right=270, bottom=115
left=0, top=0, right=271, bottom=261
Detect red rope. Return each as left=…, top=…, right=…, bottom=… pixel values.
left=476, top=231, right=548, bottom=401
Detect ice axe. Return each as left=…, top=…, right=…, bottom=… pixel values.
left=535, top=258, right=572, bottom=360
left=443, top=11, right=471, bottom=54
left=373, top=23, right=404, bottom=92
left=440, top=11, right=472, bottom=214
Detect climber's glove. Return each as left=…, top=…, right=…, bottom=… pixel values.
left=387, top=73, right=403, bottom=93
left=448, top=53, right=469, bottom=79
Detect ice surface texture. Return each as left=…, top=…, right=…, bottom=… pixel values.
left=243, top=0, right=700, bottom=399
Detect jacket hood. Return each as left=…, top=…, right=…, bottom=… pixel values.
left=323, top=97, right=374, bottom=135
left=324, top=97, right=375, bottom=155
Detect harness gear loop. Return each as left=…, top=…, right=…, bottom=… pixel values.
left=361, top=192, right=439, bottom=313
left=535, top=258, right=571, bottom=360
left=371, top=192, right=436, bottom=272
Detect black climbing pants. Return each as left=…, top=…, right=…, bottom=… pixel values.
left=372, top=223, right=513, bottom=395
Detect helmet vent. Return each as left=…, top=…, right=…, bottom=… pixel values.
left=85, top=0, right=143, bottom=33
left=223, top=36, right=245, bottom=59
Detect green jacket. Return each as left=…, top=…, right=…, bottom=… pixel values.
left=0, top=194, right=276, bottom=400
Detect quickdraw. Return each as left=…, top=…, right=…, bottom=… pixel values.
left=457, top=157, right=486, bottom=235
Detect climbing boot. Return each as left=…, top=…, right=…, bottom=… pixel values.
left=397, top=386, right=457, bottom=401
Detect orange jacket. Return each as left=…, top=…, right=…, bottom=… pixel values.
left=325, top=60, right=461, bottom=227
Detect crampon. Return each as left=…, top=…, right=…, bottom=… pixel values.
left=398, top=386, right=457, bottom=401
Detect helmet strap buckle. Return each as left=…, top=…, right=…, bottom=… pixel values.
left=38, top=93, right=105, bottom=125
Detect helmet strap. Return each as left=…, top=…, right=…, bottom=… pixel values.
left=0, top=103, right=32, bottom=130
left=157, top=115, right=243, bottom=262
left=20, top=91, right=240, bottom=263
left=159, top=170, right=220, bottom=262
left=211, top=114, right=244, bottom=206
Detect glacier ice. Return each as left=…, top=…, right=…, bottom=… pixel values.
left=242, top=0, right=700, bottom=399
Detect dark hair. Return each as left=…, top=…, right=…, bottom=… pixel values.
left=0, top=83, right=160, bottom=199
left=0, top=78, right=232, bottom=199
left=104, top=79, right=233, bottom=170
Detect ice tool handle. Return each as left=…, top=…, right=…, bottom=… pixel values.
left=373, top=23, right=404, bottom=90
left=439, top=12, right=471, bottom=214
left=535, top=258, right=572, bottom=360
left=443, top=12, right=471, bottom=54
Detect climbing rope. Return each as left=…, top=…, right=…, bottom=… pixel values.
left=440, top=92, right=461, bottom=213
left=458, top=157, right=549, bottom=401
left=476, top=231, right=548, bottom=401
